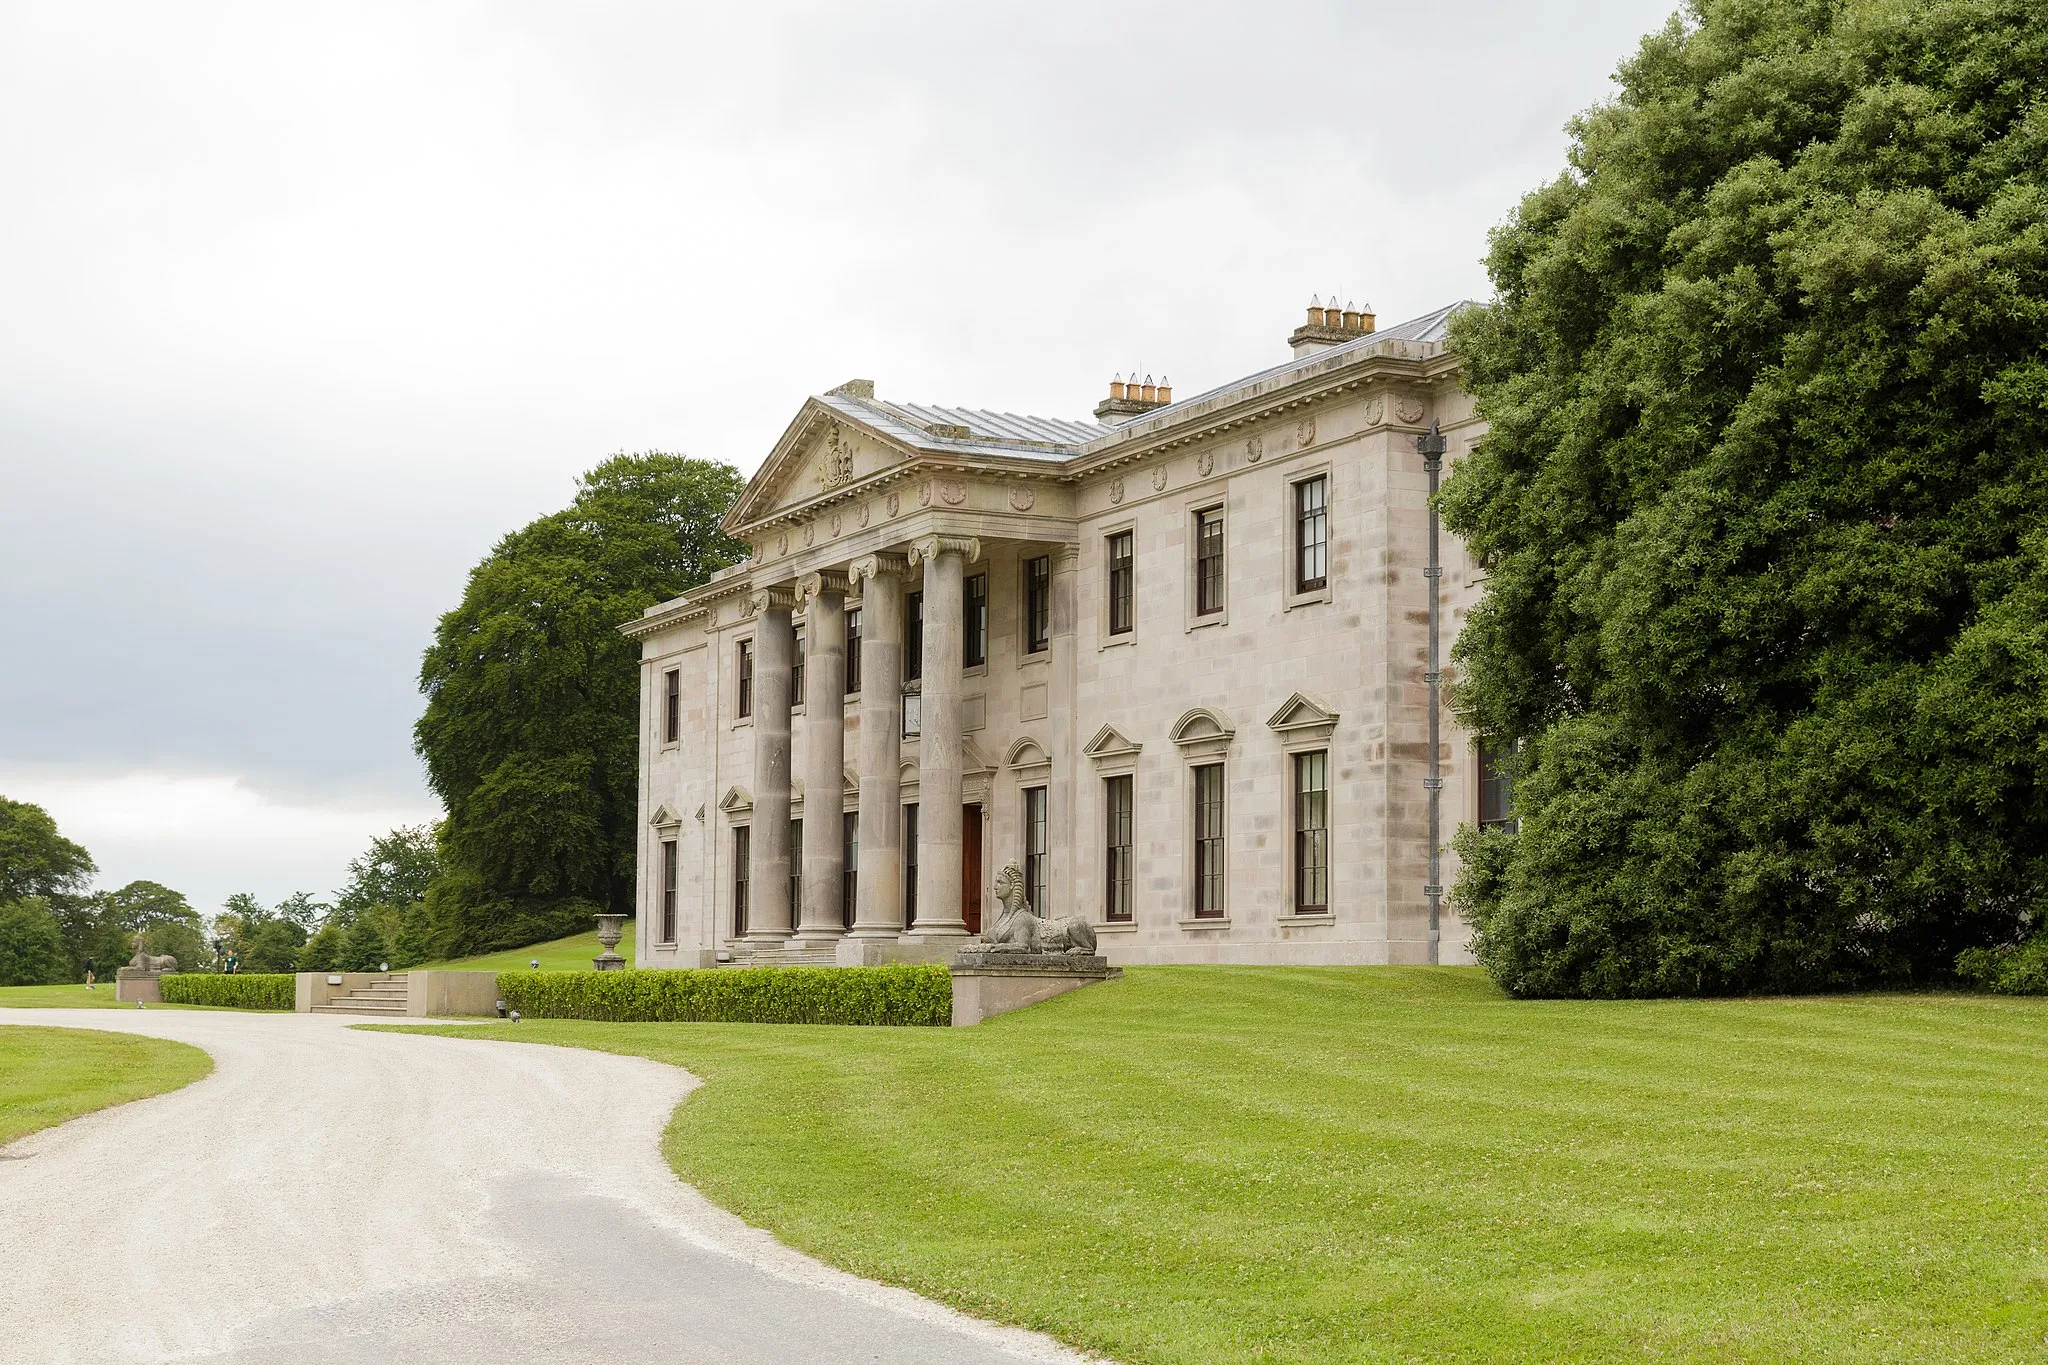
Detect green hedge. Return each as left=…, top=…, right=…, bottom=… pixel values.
left=1957, top=936, right=2048, bottom=996
left=160, top=973, right=297, bottom=1011
left=496, top=964, right=950, bottom=1026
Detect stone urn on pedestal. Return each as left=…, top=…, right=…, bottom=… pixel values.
left=592, top=913, right=628, bottom=971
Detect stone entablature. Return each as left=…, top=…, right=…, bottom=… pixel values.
left=627, top=303, right=1487, bottom=969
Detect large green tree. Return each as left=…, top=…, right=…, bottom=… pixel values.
left=1443, top=0, right=2048, bottom=996
left=415, top=451, right=746, bottom=954
left=0, top=797, right=94, bottom=905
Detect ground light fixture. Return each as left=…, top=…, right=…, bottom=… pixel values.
left=1417, top=420, right=1448, bottom=966
left=530, top=958, right=540, bottom=971
left=495, top=999, right=507, bottom=1018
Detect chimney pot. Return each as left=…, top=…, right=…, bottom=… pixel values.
left=1359, top=304, right=1376, bottom=334
left=1110, top=374, right=1125, bottom=399
left=1140, top=377, right=1157, bottom=402
left=1342, top=306, right=1361, bottom=331
left=1158, top=378, right=1172, bottom=403
left=1307, top=295, right=1325, bottom=327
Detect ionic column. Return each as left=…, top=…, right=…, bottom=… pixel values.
left=794, top=570, right=848, bottom=943
left=747, top=587, right=797, bottom=939
left=906, top=534, right=978, bottom=936
left=1048, top=543, right=1080, bottom=916
left=848, top=553, right=907, bottom=937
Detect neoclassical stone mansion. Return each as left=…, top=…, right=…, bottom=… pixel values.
left=625, top=300, right=1504, bottom=968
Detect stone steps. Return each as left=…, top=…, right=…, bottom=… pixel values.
left=312, top=973, right=411, bottom=1016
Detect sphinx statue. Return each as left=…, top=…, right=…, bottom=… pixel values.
left=981, top=860, right=1097, bottom=955
left=129, top=932, right=179, bottom=975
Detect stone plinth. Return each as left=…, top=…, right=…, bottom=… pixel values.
left=114, top=968, right=163, bottom=1003
left=949, top=951, right=1121, bottom=1026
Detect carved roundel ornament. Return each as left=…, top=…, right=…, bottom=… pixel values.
left=1009, top=484, right=1036, bottom=512
left=856, top=501, right=871, bottom=528
left=918, top=482, right=934, bottom=508
left=1151, top=468, right=1167, bottom=492
left=1108, top=476, right=1125, bottom=505
left=1296, top=415, right=1317, bottom=447
left=939, top=479, right=967, bottom=506
left=1196, top=448, right=1215, bottom=478
left=776, top=531, right=789, bottom=556
left=1395, top=394, right=1428, bottom=424
left=1245, top=434, right=1263, bottom=463
left=802, top=520, right=816, bottom=548
left=886, top=490, right=901, bottom=517
left=829, top=512, right=842, bottom=538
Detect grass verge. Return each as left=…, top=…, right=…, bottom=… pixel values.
left=415, top=922, right=637, bottom=974
left=0, top=1025, right=212, bottom=1146
left=0, top=982, right=147, bottom=1009
left=387, top=966, right=2048, bottom=1363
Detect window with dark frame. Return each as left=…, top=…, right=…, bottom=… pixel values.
left=660, top=838, right=678, bottom=942
left=662, top=668, right=681, bottom=743
left=965, top=572, right=987, bottom=668
left=1022, top=786, right=1048, bottom=915
left=1293, top=750, right=1329, bottom=914
left=1478, top=740, right=1518, bottom=833
left=788, top=819, right=802, bottom=922
left=1024, top=555, right=1051, bottom=653
left=791, top=629, right=806, bottom=705
left=1294, top=475, right=1329, bottom=592
left=844, top=607, right=862, bottom=695
left=842, top=811, right=859, bottom=929
left=903, top=803, right=920, bottom=927
left=1195, top=507, right=1225, bottom=616
left=732, top=826, right=750, bottom=936
left=1104, top=774, right=1133, bottom=923
left=736, top=639, right=754, bottom=718
left=1192, top=762, right=1226, bottom=918
left=1107, top=531, right=1134, bottom=634
left=905, top=591, right=923, bottom=681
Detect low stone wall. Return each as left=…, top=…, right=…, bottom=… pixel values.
left=949, top=952, right=1121, bottom=1026
left=403, top=971, right=500, bottom=1018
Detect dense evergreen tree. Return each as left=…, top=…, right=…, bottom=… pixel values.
left=414, top=452, right=746, bottom=954
left=1443, top=0, right=2048, bottom=995
left=0, top=898, right=68, bottom=986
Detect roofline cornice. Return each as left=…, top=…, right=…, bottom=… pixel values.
left=620, top=571, right=755, bottom=641
left=1063, top=343, right=1463, bottom=479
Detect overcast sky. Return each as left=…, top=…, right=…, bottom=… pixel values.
left=0, top=0, right=1679, bottom=917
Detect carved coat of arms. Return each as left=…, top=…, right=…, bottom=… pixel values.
left=821, top=425, right=856, bottom=489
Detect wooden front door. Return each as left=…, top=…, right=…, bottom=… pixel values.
left=962, top=803, right=983, bottom=934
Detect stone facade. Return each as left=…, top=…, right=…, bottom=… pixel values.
left=626, top=303, right=1489, bottom=968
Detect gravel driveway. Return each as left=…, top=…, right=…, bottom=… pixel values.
left=0, top=1009, right=1091, bottom=1365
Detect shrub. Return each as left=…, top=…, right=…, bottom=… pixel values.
left=160, top=973, right=296, bottom=1010
left=337, top=916, right=390, bottom=972
left=496, top=964, right=950, bottom=1027
left=1957, top=935, right=2048, bottom=996
left=297, top=923, right=342, bottom=973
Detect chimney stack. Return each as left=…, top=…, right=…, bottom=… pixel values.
left=1289, top=292, right=1376, bottom=357
left=1096, top=367, right=1173, bottom=422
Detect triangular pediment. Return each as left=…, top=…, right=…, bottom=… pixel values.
left=1267, top=692, right=1340, bottom=734
left=649, top=802, right=683, bottom=828
left=1083, top=724, right=1142, bottom=760
left=728, top=399, right=916, bottom=531
left=717, top=785, right=752, bottom=814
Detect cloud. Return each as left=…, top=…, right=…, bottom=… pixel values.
left=0, top=768, right=439, bottom=917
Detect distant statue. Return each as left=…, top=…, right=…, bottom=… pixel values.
left=982, top=861, right=1096, bottom=955
left=129, top=932, right=179, bottom=974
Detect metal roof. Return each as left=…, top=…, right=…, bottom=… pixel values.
left=1092, top=303, right=1471, bottom=435
left=814, top=392, right=1104, bottom=461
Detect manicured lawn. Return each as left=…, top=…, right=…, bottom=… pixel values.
left=0, top=1025, right=212, bottom=1146
left=393, top=966, right=2048, bottom=1363
left=415, top=922, right=636, bottom=974
left=0, top=982, right=141, bottom=1009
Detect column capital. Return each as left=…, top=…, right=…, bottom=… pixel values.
left=793, top=570, right=849, bottom=605
left=906, top=535, right=981, bottom=569
left=746, top=585, right=798, bottom=615
left=846, top=552, right=909, bottom=589
left=1052, top=542, right=1081, bottom=569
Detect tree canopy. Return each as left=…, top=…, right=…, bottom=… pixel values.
left=1443, top=0, right=2048, bottom=996
left=414, top=451, right=746, bottom=954
left=0, top=796, right=94, bottom=904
